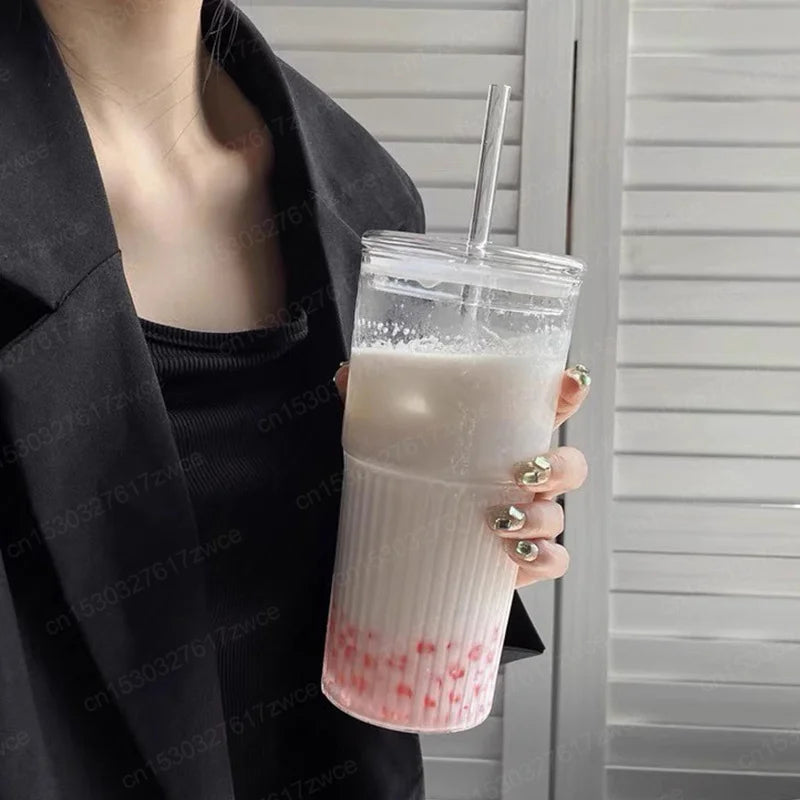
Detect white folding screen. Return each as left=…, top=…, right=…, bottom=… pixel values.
left=607, top=3, right=800, bottom=799
left=239, top=3, right=575, bottom=799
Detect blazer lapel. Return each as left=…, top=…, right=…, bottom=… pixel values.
left=0, top=6, right=233, bottom=798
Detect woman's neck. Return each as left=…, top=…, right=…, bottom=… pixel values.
left=37, top=0, right=211, bottom=145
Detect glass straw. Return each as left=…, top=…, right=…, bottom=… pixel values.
left=461, top=83, right=512, bottom=318
left=467, top=83, right=512, bottom=253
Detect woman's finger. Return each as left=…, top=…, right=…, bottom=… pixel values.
left=508, top=539, right=570, bottom=587
left=512, top=446, right=588, bottom=497
left=333, top=361, right=349, bottom=400
left=485, top=499, right=564, bottom=540
left=554, top=364, right=591, bottom=428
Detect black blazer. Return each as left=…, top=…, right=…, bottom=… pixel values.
left=0, top=2, right=544, bottom=798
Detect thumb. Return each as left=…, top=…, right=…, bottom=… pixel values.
left=334, top=361, right=350, bottom=400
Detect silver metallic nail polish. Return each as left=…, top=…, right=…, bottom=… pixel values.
left=487, top=505, right=526, bottom=533
left=514, top=455, right=552, bottom=487
left=514, top=540, right=539, bottom=562
left=567, top=364, right=591, bottom=388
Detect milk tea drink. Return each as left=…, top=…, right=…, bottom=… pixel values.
left=322, top=233, right=584, bottom=733
left=324, top=349, right=564, bottom=731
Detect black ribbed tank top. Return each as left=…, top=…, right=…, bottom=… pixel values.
left=139, top=308, right=345, bottom=799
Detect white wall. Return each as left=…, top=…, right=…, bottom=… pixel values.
left=607, top=3, right=800, bottom=799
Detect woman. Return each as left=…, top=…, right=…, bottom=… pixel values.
left=0, top=0, right=590, bottom=798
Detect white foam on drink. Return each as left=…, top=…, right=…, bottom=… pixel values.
left=356, top=318, right=569, bottom=359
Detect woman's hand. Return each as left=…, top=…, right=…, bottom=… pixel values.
left=333, top=363, right=590, bottom=589
left=485, top=365, right=590, bottom=587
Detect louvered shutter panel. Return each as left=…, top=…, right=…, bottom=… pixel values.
left=244, top=3, right=531, bottom=797
left=607, top=4, right=800, bottom=799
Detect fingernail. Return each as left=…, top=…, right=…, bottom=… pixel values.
left=486, top=505, right=526, bottom=533
left=510, top=540, right=539, bottom=563
left=513, top=456, right=552, bottom=488
left=567, top=364, right=591, bottom=389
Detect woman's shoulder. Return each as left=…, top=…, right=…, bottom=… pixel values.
left=274, top=57, right=426, bottom=236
